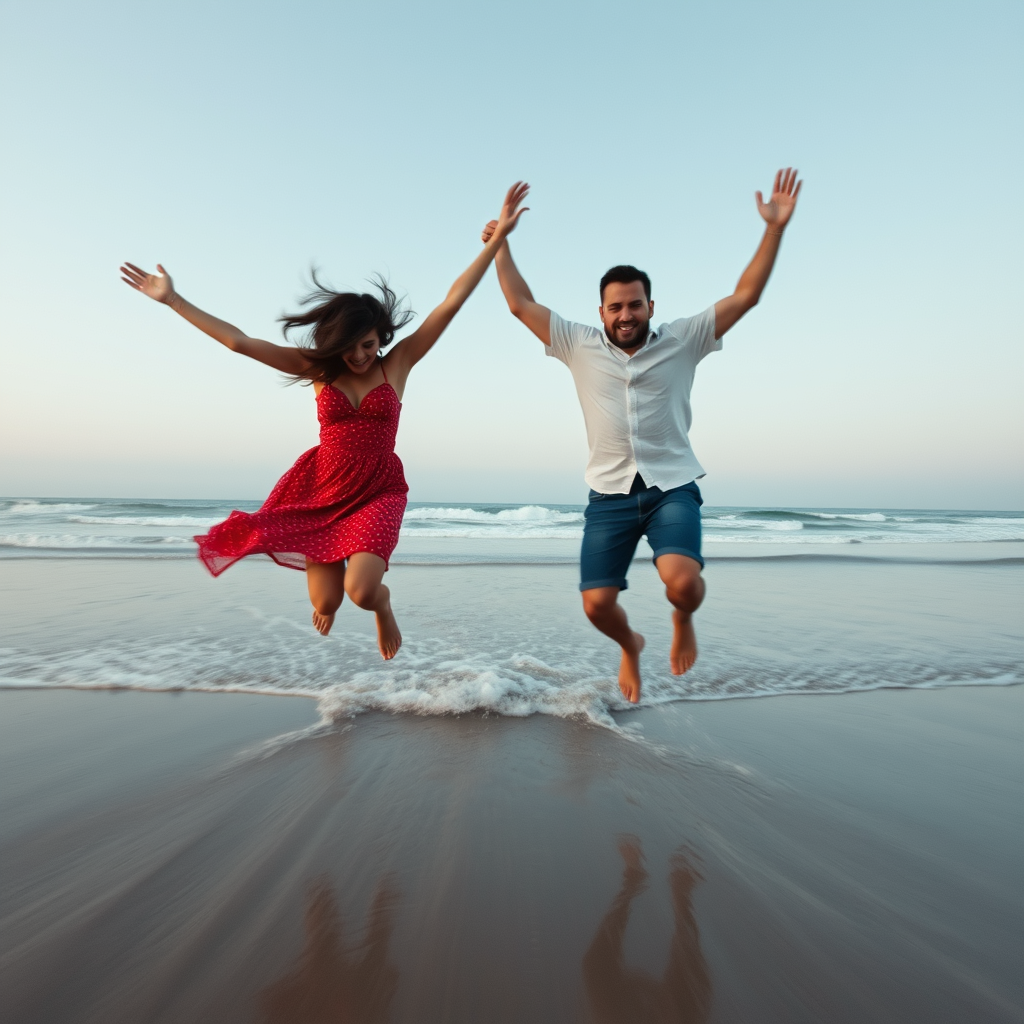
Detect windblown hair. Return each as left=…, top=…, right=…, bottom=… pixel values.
left=281, top=271, right=414, bottom=384
left=599, top=264, right=652, bottom=302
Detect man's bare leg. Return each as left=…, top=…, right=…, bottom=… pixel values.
left=655, top=554, right=706, bottom=675
left=306, top=558, right=346, bottom=636
left=344, top=553, right=402, bottom=660
left=581, top=586, right=645, bottom=703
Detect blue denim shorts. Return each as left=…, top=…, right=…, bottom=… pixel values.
left=579, top=475, right=704, bottom=592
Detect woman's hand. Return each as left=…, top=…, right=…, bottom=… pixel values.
left=490, top=181, right=530, bottom=242
left=386, top=181, right=532, bottom=382
left=755, top=168, right=802, bottom=232
left=120, top=262, right=175, bottom=304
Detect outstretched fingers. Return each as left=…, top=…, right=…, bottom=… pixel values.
left=119, top=262, right=159, bottom=288
left=502, top=180, right=530, bottom=221
left=119, top=261, right=173, bottom=301
left=120, top=262, right=146, bottom=280
left=120, top=264, right=148, bottom=290
left=775, top=167, right=801, bottom=197
left=506, top=179, right=529, bottom=205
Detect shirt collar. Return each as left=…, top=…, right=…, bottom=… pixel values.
left=601, top=322, right=660, bottom=358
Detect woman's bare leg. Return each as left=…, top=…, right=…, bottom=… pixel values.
left=344, top=553, right=402, bottom=660
left=306, top=558, right=346, bottom=636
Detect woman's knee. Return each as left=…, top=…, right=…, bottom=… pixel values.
left=345, top=580, right=380, bottom=610
left=311, top=590, right=343, bottom=615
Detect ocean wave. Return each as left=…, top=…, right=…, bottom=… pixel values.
left=0, top=534, right=192, bottom=549
left=2, top=632, right=1019, bottom=729
left=67, top=515, right=221, bottom=527
left=800, top=511, right=888, bottom=522
left=405, top=505, right=583, bottom=524
left=5, top=501, right=98, bottom=514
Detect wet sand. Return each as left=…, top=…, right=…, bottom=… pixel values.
left=1, top=684, right=1021, bottom=1024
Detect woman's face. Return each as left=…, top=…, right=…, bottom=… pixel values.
left=342, top=329, right=381, bottom=374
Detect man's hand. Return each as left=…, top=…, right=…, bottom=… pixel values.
left=485, top=192, right=552, bottom=345
left=756, top=168, right=802, bottom=232
left=715, top=168, right=804, bottom=338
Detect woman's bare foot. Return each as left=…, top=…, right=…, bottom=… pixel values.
left=312, top=609, right=335, bottom=636
left=375, top=603, right=402, bottom=660
left=618, top=631, right=645, bottom=704
left=670, top=610, right=698, bottom=675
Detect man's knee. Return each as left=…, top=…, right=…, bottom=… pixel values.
left=582, top=587, right=620, bottom=623
left=658, top=557, right=705, bottom=610
left=670, top=575, right=704, bottom=610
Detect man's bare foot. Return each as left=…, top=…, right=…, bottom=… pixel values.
left=312, top=609, right=335, bottom=636
left=670, top=610, right=698, bottom=675
left=375, top=603, right=402, bottom=660
left=618, top=631, right=645, bottom=703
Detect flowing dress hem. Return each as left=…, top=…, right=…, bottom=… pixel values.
left=194, top=538, right=394, bottom=577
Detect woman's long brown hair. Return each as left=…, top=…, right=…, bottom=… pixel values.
left=281, top=272, right=414, bottom=384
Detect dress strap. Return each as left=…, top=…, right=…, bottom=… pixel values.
left=379, top=355, right=389, bottom=384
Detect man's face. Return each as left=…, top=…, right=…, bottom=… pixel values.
left=599, top=281, right=654, bottom=350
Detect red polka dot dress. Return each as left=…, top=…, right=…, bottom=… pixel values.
left=195, top=359, right=408, bottom=576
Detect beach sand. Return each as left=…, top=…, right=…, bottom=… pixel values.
left=2, top=682, right=1021, bottom=1024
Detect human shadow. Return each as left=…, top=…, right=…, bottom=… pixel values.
left=583, top=836, right=712, bottom=1023
left=259, top=874, right=400, bottom=1024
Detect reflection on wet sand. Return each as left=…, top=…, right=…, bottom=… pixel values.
left=583, top=837, right=711, bottom=1024
left=260, top=875, right=400, bottom=1024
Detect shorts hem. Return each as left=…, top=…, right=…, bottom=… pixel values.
left=651, top=546, right=704, bottom=569
left=579, top=577, right=629, bottom=593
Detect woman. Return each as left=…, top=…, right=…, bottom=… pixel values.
left=120, top=182, right=529, bottom=659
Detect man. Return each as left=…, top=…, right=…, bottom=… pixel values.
left=483, top=168, right=802, bottom=703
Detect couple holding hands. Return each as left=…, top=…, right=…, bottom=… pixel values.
left=121, top=170, right=802, bottom=702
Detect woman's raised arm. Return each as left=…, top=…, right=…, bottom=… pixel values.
left=386, top=182, right=529, bottom=379
left=120, top=263, right=310, bottom=376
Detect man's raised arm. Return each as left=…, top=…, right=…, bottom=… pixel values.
left=482, top=221, right=552, bottom=345
left=714, top=167, right=802, bottom=339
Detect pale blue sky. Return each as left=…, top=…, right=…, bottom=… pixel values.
left=1, top=0, right=1021, bottom=507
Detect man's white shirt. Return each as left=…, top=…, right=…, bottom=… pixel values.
left=547, top=308, right=721, bottom=495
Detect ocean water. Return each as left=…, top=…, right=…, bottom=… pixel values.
left=2, top=496, right=1023, bottom=557
left=1, top=497, right=1022, bottom=727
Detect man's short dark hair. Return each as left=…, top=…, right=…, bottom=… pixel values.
left=600, top=265, right=651, bottom=302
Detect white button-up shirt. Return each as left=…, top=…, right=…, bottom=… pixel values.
left=547, top=307, right=721, bottom=494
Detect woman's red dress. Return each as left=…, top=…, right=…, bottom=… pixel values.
left=194, top=367, right=408, bottom=577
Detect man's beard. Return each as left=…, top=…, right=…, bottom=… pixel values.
left=604, top=317, right=650, bottom=350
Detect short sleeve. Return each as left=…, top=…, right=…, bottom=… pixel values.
left=547, top=311, right=592, bottom=365
left=668, top=306, right=721, bottom=364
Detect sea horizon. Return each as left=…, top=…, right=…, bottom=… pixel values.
left=3, top=496, right=1023, bottom=562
